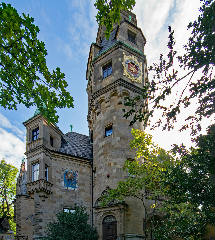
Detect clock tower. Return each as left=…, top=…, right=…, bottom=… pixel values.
left=86, top=10, right=148, bottom=240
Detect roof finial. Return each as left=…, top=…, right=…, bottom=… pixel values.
left=70, top=124, right=73, bottom=132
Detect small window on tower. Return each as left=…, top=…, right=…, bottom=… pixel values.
left=50, top=136, right=53, bottom=147
left=32, top=127, right=39, bottom=141
left=105, top=125, right=113, bottom=137
left=102, top=62, right=112, bottom=79
left=128, top=30, right=136, bottom=44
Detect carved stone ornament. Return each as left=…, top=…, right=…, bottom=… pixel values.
left=122, top=52, right=142, bottom=83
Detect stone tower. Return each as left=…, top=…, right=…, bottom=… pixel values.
left=15, top=10, right=148, bottom=240
left=86, top=11, right=148, bottom=239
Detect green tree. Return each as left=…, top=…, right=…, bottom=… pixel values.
left=44, top=206, right=98, bottom=240
left=154, top=125, right=215, bottom=239
left=0, top=160, right=18, bottom=233
left=0, top=3, right=73, bottom=123
left=103, top=127, right=215, bottom=239
left=123, top=0, right=215, bottom=134
left=95, top=0, right=136, bottom=38
left=102, top=129, right=174, bottom=239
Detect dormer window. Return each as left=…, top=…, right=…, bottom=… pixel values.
left=128, top=30, right=136, bottom=44
left=50, top=136, right=53, bottom=147
left=32, top=127, right=39, bottom=141
left=103, top=62, right=112, bottom=79
left=105, top=125, right=113, bottom=137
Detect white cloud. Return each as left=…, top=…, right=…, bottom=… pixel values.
left=0, top=113, right=25, bottom=139
left=133, top=0, right=208, bottom=149
left=60, top=0, right=98, bottom=59
left=134, top=0, right=202, bottom=65
left=0, top=127, right=25, bottom=169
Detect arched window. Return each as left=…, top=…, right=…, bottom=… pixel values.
left=102, top=215, right=117, bottom=240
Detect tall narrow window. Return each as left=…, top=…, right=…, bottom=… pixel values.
left=50, top=136, right=53, bottom=147
left=45, top=164, right=48, bottom=181
left=90, top=131, right=93, bottom=143
left=103, top=62, right=112, bottom=79
left=128, top=30, right=136, bottom=44
left=32, top=163, right=39, bottom=181
left=32, top=127, right=39, bottom=141
left=105, top=125, right=113, bottom=137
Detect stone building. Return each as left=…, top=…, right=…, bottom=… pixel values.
left=15, top=11, right=148, bottom=240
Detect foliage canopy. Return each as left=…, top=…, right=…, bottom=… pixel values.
left=44, top=206, right=98, bottom=240
left=0, top=160, right=18, bottom=233
left=95, top=0, right=136, bottom=38
left=0, top=3, right=74, bottom=123
left=122, top=0, right=215, bottom=134
left=103, top=127, right=215, bottom=239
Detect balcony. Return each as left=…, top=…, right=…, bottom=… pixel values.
left=27, top=179, right=53, bottom=194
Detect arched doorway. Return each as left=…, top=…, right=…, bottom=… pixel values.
left=102, top=215, right=117, bottom=240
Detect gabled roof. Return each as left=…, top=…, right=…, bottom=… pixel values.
left=58, top=132, right=93, bottom=161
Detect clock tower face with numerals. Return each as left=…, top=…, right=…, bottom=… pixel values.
left=123, top=53, right=143, bottom=83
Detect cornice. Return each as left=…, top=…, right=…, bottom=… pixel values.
left=50, top=150, right=92, bottom=165
left=92, top=78, right=143, bottom=100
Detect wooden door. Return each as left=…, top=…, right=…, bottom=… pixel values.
left=102, top=215, right=117, bottom=240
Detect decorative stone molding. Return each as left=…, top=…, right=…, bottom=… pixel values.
left=27, top=179, right=53, bottom=194
left=26, top=139, right=42, bottom=153
left=122, top=52, right=143, bottom=84
left=92, top=78, right=143, bottom=101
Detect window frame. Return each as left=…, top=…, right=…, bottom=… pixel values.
left=105, top=125, right=113, bottom=137
left=102, top=61, right=112, bottom=79
left=128, top=30, right=136, bottom=44
left=45, top=164, right=48, bottom=181
left=32, top=127, right=39, bottom=141
left=63, top=208, right=75, bottom=214
left=50, top=136, right=54, bottom=147
left=32, top=162, right=39, bottom=182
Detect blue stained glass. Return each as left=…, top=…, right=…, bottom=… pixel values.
left=64, top=170, right=78, bottom=189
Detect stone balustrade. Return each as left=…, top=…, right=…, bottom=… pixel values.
left=27, top=179, right=53, bottom=194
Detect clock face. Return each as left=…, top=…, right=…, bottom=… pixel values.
left=126, top=60, right=141, bottom=78
left=123, top=53, right=142, bottom=83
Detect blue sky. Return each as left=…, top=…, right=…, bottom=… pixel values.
left=0, top=0, right=207, bottom=168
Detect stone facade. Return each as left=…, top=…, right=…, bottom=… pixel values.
left=15, top=11, right=148, bottom=240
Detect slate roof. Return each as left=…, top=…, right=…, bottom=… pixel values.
left=97, top=27, right=118, bottom=56
left=59, top=132, right=93, bottom=161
